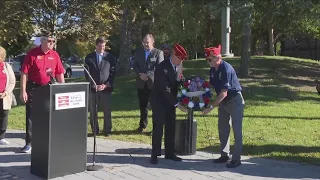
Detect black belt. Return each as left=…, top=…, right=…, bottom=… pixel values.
left=224, top=92, right=240, bottom=102
left=27, top=80, right=50, bottom=88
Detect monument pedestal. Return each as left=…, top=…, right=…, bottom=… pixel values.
left=175, top=110, right=197, bottom=155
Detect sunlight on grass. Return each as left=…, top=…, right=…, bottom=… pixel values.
left=7, top=56, right=320, bottom=165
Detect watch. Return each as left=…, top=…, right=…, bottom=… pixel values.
left=209, top=105, right=214, bottom=109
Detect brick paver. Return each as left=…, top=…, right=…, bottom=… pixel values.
left=0, top=130, right=319, bottom=180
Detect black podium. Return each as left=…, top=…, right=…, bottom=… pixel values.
left=175, top=110, right=197, bottom=155
left=30, top=82, right=89, bottom=179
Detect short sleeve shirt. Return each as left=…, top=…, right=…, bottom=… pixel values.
left=21, top=46, right=64, bottom=85
left=209, top=60, right=242, bottom=96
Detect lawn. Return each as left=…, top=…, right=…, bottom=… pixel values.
left=8, top=56, right=320, bottom=165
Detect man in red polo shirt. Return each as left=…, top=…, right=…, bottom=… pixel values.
left=20, top=31, right=65, bottom=153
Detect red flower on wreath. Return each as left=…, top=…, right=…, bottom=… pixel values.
left=183, top=82, right=189, bottom=88
left=182, top=97, right=189, bottom=105
left=203, top=97, right=210, bottom=104
left=203, top=81, right=210, bottom=88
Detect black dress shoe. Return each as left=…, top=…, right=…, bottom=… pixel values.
left=226, top=160, right=241, bottom=168
left=150, top=156, right=158, bottom=164
left=104, top=133, right=111, bottom=137
left=137, top=127, right=144, bottom=133
left=165, top=155, right=182, bottom=161
left=213, top=156, right=230, bottom=163
left=88, top=132, right=100, bottom=137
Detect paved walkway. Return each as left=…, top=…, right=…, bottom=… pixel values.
left=0, top=130, right=319, bottom=180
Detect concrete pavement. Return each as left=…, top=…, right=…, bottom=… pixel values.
left=0, top=130, right=319, bottom=180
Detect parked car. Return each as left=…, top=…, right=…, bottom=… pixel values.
left=63, top=62, right=72, bottom=78
left=64, top=54, right=82, bottom=64
left=11, top=54, right=72, bottom=78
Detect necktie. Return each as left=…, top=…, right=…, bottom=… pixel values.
left=97, top=54, right=102, bottom=65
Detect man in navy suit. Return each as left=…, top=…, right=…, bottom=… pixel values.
left=84, top=37, right=116, bottom=136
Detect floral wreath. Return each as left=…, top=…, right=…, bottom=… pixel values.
left=177, top=76, right=213, bottom=111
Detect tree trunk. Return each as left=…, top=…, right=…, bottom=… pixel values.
left=251, top=35, right=257, bottom=55
left=240, top=5, right=252, bottom=77
left=118, top=6, right=132, bottom=75
left=268, top=25, right=275, bottom=56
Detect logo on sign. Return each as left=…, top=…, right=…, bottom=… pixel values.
left=57, top=95, right=69, bottom=107
left=55, top=91, right=85, bottom=110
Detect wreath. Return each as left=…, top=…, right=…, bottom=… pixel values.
left=177, top=76, right=213, bottom=111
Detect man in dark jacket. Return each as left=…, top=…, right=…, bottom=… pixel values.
left=133, top=33, right=164, bottom=132
left=84, top=37, right=116, bottom=136
left=150, top=43, right=188, bottom=164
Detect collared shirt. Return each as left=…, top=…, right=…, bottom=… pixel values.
left=209, top=60, right=242, bottom=96
left=169, top=56, right=177, bottom=72
left=21, top=46, right=64, bottom=85
left=144, top=49, right=151, bottom=61
left=96, top=52, right=104, bottom=65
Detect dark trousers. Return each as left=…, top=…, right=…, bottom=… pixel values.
left=0, top=99, right=9, bottom=140
left=90, top=92, right=112, bottom=134
left=137, top=85, right=151, bottom=129
left=25, top=81, right=45, bottom=145
left=151, top=106, right=176, bottom=156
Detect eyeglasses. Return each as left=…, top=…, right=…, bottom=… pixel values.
left=142, top=41, right=149, bottom=45
left=207, top=57, right=218, bottom=62
left=47, top=40, right=56, bottom=43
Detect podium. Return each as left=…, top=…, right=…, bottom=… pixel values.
left=30, top=82, right=90, bottom=179
left=175, top=110, right=197, bottom=155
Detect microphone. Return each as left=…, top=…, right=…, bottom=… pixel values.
left=79, top=62, right=104, bottom=171
left=79, top=63, right=97, bottom=90
left=46, top=68, right=57, bottom=84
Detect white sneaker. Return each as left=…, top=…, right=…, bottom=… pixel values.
left=0, top=139, right=9, bottom=145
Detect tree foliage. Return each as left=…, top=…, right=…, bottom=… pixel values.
left=0, top=1, right=34, bottom=55
left=1, top=0, right=319, bottom=72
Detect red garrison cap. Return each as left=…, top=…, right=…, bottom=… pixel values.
left=173, top=43, right=188, bottom=60
left=204, top=44, right=221, bottom=57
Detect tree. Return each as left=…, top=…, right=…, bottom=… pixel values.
left=251, top=0, right=320, bottom=55
left=240, top=3, right=253, bottom=77
left=0, top=1, right=34, bottom=55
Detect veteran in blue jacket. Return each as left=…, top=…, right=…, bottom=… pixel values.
left=202, top=44, right=245, bottom=168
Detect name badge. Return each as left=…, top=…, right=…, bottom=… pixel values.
left=37, top=56, right=44, bottom=60
left=48, top=57, right=54, bottom=60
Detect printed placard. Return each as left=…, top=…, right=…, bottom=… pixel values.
left=55, top=91, right=85, bottom=110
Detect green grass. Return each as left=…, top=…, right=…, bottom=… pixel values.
left=8, top=56, right=320, bottom=165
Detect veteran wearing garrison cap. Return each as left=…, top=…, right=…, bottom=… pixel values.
left=202, top=44, right=245, bottom=168
left=150, top=43, right=188, bottom=164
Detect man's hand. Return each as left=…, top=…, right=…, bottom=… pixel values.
left=202, top=107, right=213, bottom=115
left=97, top=84, right=108, bottom=91
left=139, top=73, right=148, bottom=81
left=177, top=104, right=188, bottom=113
left=20, top=91, right=28, bottom=103
left=0, top=93, right=6, bottom=99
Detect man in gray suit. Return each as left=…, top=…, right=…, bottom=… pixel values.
left=133, top=33, right=164, bottom=132
left=84, top=37, right=116, bottom=137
